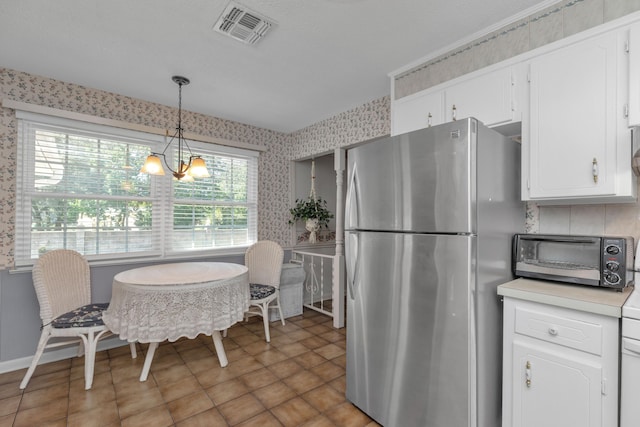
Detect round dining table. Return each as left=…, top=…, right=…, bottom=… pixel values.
left=103, top=261, right=249, bottom=381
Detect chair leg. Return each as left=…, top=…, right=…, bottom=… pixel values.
left=82, top=333, right=95, bottom=390
left=261, top=302, right=271, bottom=343
left=276, top=296, right=285, bottom=326
left=83, top=329, right=110, bottom=390
left=129, top=342, right=137, bottom=359
left=19, top=329, right=51, bottom=389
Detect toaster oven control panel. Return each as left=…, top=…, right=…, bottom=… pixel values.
left=602, top=239, right=626, bottom=287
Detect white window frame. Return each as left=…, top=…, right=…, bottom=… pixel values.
left=15, top=111, right=258, bottom=266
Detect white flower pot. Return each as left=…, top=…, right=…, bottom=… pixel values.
left=305, top=218, right=320, bottom=243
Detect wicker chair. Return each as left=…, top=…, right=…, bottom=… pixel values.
left=245, top=241, right=285, bottom=342
left=20, top=249, right=136, bottom=390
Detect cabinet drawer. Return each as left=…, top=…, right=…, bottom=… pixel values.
left=623, top=317, right=640, bottom=339
left=514, top=306, right=603, bottom=355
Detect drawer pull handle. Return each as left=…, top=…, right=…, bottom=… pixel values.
left=548, top=327, right=558, bottom=336
left=526, top=361, right=532, bottom=388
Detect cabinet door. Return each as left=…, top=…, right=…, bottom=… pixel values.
left=628, top=22, right=640, bottom=127
left=391, top=90, right=444, bottom=136
left=527, top=32, right=620, bottom=199
left=512, top=341, right=603, bottom=427
left=445, top=67, right=514, bottom=126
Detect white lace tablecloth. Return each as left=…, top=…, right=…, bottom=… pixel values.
left=103, top=262, right=249, bottom=343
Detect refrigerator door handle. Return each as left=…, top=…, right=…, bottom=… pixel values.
left=345, top=163, right=360, bottom=229
left=346, top=232, right=359, bottom=300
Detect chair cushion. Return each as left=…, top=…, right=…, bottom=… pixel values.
left=51, top=303, right=108, bottom=328
left=250, top=283, right=276, bottom=300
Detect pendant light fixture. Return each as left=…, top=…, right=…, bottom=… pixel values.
left=141, top=76, right=210, bottom=180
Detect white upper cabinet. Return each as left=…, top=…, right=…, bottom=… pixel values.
left=444, top=67, right=516, bottom=126
left=523, top=27, right=636, bottom=203
left=391, top=90, right=444, bottom=135
left=628, top=22, right=640, bottom=127
left=391, top=13, right=640, bottom=204
left=391, top=65, right=521, bottom=136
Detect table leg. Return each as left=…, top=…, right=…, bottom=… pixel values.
left=140, top=342, right=159, bottom=381
left=211, top=331, right=228, bottom=367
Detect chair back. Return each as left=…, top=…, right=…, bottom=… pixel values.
left=32, top=249, right=92, bottom=324
left=245, top=241, right=284, bottom=288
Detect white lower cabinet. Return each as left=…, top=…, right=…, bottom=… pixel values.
left=502, top=298, right=619, bottom=427
left=511, top=342, right=604, bottom=427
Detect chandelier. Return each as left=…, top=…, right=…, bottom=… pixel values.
left=140, top=76, right=210, bottom=181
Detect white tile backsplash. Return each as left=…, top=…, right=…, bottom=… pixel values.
left=604, top=203, right=640, bottom=237
left=534, top=188, right=640, bottom=242
left=538, top=206, right=571, bottom=234
left=569, top=205, right=606, bottom=235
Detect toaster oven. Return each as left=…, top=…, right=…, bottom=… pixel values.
left=513, top=234, right=634, bottom=290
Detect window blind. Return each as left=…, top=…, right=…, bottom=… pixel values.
left=15, top=112, right=258, bottom=265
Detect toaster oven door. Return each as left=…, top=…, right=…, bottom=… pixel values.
left=513, top=235, right=601, bottom=286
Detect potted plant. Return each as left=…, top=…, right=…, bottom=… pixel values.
left=289, top=197, right=334, bottom=243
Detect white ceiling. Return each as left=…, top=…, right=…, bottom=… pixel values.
left=0, top=0, right=557, bottom=133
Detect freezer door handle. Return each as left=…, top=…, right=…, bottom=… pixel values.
left=346, top=232, right=359, bottom=300
left=345, top=163, right=360, bottom=229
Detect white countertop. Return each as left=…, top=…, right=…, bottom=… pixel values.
left=623, top=286, right=640, bottom=320
left=497, top=278, right=633, bottom=318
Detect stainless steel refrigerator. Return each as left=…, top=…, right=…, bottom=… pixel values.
left=345, top=118, right=524, bottom=427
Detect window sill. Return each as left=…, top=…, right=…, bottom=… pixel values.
left=10, top=247, right=250, bottom=274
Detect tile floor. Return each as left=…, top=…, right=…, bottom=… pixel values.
left=0, top=309, right=377, bottom=427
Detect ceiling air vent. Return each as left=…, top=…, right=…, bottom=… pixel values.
left=214, top=2, right=274, bottom=45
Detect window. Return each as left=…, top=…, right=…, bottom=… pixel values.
left=15, top=112, right=258, bottom=265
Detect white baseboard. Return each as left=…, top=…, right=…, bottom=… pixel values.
left=0, top=336, right=132, bottom=374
